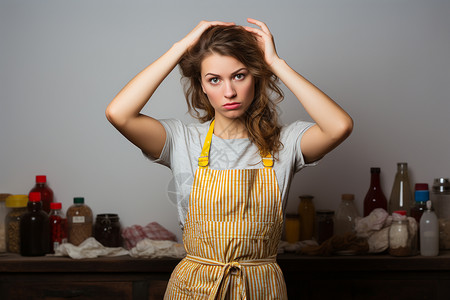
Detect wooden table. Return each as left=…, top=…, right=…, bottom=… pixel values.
left=1, top=252, right=450, bottom=299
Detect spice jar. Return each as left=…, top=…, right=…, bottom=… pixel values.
left=389, top=211, right=412, bottom=257
left=94, top=214, right=122, bottom=247
left=284, top=214, right=300, bottom=244
left=5, top=195, right=28, bottom=253
left=316, top=210, right=334, bottom=244
left=67, top=197, right=93, bottom=246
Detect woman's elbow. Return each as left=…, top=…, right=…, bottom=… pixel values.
left=334, top=116, right=354, bottom=142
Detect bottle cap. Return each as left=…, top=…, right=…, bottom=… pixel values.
left=370, top=167, right=380, bottom=173
left=36, top=175, right=47, bottom=183
left=415, top=183, right=429, bottom=191
left=393, top=210, right=407, bottom=216
left=341, top=194, right=355, bottom=200
left=29, top=192, right=41, bottom=202
left=74, top=197, right=85, bottom=204
left=415, top=190, right=429, bottom=202
left=50, top=202, right=62, bottom=210
left=5, top=195, right=28, bottom=207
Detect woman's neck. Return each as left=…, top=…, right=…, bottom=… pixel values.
left=213, top=117, right=248, bottom=140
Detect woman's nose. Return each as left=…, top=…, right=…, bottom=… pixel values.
left=223, top=81, right=237, bottom=98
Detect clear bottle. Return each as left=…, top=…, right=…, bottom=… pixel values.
left=420, top=201, right=439, bottom=256
left=298, top=195, right=315, bottom=241
left=49, top=202, right=67, bottom=253
left=432, top=178, right=450, bottom=249
left=29, top=175, right=54, bottom=214
left=5, top=195, right=28, bottom=253
left=388, top=163, right=413, bottom=215
left=335, top=194, right=360, bottom=236
left=363, top=167, right=388, bottom=216
left=20, top=192, right=50, bottom=256
left=67, top=197, right=93, bottom=246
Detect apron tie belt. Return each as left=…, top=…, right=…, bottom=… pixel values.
left=185, top=254, right=277, bottom=300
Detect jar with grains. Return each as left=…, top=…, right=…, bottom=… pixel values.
left=389, top=211, right=413, bottom=257
left=0, top=193, right=12, bottom=252
left=5, top=195, right=28, bottom=253
left=66, top=197, right=93, bottom=246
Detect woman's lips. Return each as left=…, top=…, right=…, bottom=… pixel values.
left=223, top=102, right=241, bottom=110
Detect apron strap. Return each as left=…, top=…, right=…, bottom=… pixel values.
left=198, top=120, right=274, bottom=169
left=185, top=254, right=277, bottom=300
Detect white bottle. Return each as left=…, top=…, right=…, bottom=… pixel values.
left=420, top=200, right=439, bottom=256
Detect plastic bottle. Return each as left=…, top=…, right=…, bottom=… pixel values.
left=67, top=197, right=93, bottom=246
left=298, top=195, right=315, bottom=241
left=420, top=200, right=439, bottom=256
left=410, top=183, right=429, bottom=224
left=363, top=167, right=388, bottom=216
left=388, top=163, right=413, bottom=215
left=49, top=202, right=68, bottom=253
left=29, top=175, right=54, bottom=214
left=20, top=192, right=50, bottom=256
left=335, top=194, right=360, bottom=236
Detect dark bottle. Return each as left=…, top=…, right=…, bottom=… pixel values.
left=29, top=175, right=54, bottom=214
left=20, top=192, right=50, bottom=256
left=363, top=167, right=388, bottom=216
left=94, top=214, right=122, bottom=247
left=411, top=183, right=429, bottom=223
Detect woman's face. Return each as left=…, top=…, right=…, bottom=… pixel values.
left=200, top=53, right=255, bottom=121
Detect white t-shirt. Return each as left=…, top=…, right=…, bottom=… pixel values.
left=148, top=119, right=317, bottom=226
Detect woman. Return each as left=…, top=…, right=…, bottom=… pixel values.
left=106, top=18, right=353, bottom=299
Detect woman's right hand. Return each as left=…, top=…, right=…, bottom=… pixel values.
left=178, top=20, right=235, bottom=50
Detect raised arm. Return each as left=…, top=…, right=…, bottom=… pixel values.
left=106, top=21, right=234, bottom=158
left=244, top=18, right=353, bottom=163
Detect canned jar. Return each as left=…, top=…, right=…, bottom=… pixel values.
left=94, top=214, right=122, bottom=247
left=389, top=219, right=412, bottom=257
left=5, top=195, right=28, bottom=253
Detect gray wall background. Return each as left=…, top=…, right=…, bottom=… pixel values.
left=1, top=0, right=449, bottom=240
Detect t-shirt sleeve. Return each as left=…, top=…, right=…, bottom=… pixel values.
left=142, top=118, right=183, bottom=169
left=282, top=121, right=320, bottom=173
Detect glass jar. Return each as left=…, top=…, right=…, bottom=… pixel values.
left=5, top=195, right=28, bottom=253
left=389, top=211, right=412, bottom=257
left=284, top=214, right=300, bottom=244
left=432, top=178, right=450, bottom=249
left=316, top=210, right=334, bottom=244
left=298, top=195, right=315, bottom=241
left=0, top=194, right=11, bottom=252
left=335, top=194, right=360, bottom=236
left=94, top=214, right=122, bottom=247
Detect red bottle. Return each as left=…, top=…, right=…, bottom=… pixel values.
left=363, top=167, right=388, bottom=216
left=49, top=202, right=67, bottom=253
left=30, top=175, right=54, bottom=214
left=410, top=183, right=429, bottom=224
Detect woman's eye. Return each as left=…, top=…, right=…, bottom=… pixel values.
left=234, top=74, right=245, bottom=80
left=209, top=77, right=220, bottom=84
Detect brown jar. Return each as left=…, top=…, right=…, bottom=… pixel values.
left=94, top=214, right=122, bottom=247
left=66, top=197, right=93, bottom=246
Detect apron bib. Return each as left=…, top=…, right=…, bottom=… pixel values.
left=164, top=120, right=287, bottom=300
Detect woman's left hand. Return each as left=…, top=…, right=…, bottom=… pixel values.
left=244, top=18, right=280, bottom=67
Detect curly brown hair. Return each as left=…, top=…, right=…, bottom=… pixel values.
left=178, top=25, right=284, bottom=156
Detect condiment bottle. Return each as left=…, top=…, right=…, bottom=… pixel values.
left=20, top=192, right=50, bottom=256
left=335, top=194, right=359, bottom=236
left=420, top=201, right=439, bottom=256
left=49, top=202, right=67, bottom=253
left=5, top=195, right=28, bottom=253
left=284, top=214, right=300, bottom=244
left=298, top=195, right=315, bottom=241
left=67, top=197, right=93, bottom=246
left=363, top=167, right=388, bottom=216
left=388, top=163, right=413, bottom=215
left=316, top=210, right=334, bottom=244
left=29, top=175, right=54, bottom=214
left=389, top=210, right=411, bottom=257
left=410, top=183, right=429, bottom=224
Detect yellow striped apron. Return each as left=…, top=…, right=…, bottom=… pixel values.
left=164, top=120, right=287, bottom=299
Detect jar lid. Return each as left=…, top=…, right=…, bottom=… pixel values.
left=74, top=197, right=85, bottom=204
left=393, top=210, right=407, bottom=216
left=36, top=175, right=47, bottom=183
left=341, top=194, right=355, bottom=201
left=433, top=178, right=450, bottom=194
left=5, top=195, right=28, bottom=207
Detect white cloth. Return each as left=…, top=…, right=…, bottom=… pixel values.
left=129, top=238, right=186, bottom=258
left=146, top=119, right=317, bottom=226
left=52, top=237, right=129, bottom=259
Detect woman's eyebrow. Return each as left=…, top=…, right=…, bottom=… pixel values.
left=204, top=68, right=248, bottom=77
